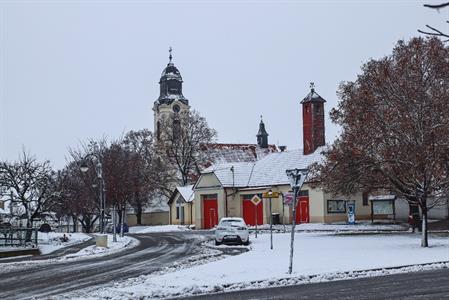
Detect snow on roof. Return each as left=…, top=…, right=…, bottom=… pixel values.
left=204, top=147, right=325, bottom=188
left=200, top=143, right=278, bottom=164
left=176, top=185, right=195, bottom=203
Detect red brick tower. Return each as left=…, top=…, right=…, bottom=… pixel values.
left=301, top=83, right=326, bottom=155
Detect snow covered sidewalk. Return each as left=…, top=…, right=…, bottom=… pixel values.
left=38, top=232, right=92, bottom=255
left=64, top=234, right=137, bottom=259
left=250, top=222, right=408, bottom=233
left=0, top=234, right=139, bottom=273
left=129, top=225, right=193, bottom=234
left=84, top=232, right=449, bottom=299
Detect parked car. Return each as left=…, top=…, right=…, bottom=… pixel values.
left=215, top=217, right=249, bottom=246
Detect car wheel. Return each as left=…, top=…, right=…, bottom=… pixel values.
left=215, top=240, right=221, bottom=246
left=243, top=240, right=249, bottom=246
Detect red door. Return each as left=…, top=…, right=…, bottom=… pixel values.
left=295, top=197, right=310, bottom=224
left=203, top=198, right=218, bottom=229
left=243, top=199, right=263, bottom=226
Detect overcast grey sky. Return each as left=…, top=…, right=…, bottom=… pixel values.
left=1, top=0, right=447, bottom=169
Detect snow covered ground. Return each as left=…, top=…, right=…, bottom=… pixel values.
left=129, top=225, right=193, bottom=234
left=251, top=222, right=408, bottom=233
left=64, top=234, right=137, bottom=259
left=0, top=234, right=139, bottom=273
left=38, top=232, right=91, bottom=255
left=84, top=232, right=449, bottom=299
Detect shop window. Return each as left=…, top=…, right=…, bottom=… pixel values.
left=327, top=200, right=346, bottom=213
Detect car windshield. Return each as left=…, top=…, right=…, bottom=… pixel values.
left=219, top=219, right=245, bottom=228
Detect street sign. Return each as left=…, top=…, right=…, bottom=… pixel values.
left=251, top=195, right=262, bottom=206
left=286, top=168, right=309, bottom=189
left=283, top=193, right=293, bottom=205
left=262, top=191, right=280, bottom=198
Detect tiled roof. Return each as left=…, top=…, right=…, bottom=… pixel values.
left=203, top=147, right=325, bottom=188
left=200, top=143, right=278, bottom=164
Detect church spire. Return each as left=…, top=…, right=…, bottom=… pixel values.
left=257, top=115, right=269, bottom=148
left=169, top=46, right=173, bottom=63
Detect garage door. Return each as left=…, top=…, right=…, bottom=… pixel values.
left=242, top=198, right=263, bottom=226
left=295, top=196, right=309, bottom=223
left=203, top=196, right=218, bottom=229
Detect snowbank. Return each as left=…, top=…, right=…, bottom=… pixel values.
left=250, top=222, right=407, bottom=233
left=87, top=233, right=449, bottom=299
left=65, top=234, right=138, bottom=259
left=0, top=234, right=139, bottom=273
left=129, top=225, right=192, bottom=234
left=38, top=232, right=91, bottom=255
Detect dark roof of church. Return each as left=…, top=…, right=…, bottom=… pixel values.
left=160, top=62, right=183, bottom=83
left=156, top=59, right=188, bottom=106
left=257, top=119, right=269, bottom=137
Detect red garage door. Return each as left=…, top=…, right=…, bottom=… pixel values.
left=295, top=196, right=310, bottom=224
left=242, top=198, right=263, bottom=226
left=203, top=196, right=218, bottom=229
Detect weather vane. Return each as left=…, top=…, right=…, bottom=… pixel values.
left=169, top=46, right=173, bottom=62
left=310, top=82, right=315, bottom=91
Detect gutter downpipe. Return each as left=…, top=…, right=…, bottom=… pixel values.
left=225, top=166, right=235, bottom=217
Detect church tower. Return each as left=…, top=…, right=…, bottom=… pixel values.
left=301, top=83, right=326, bottom=155
left=256, top=116, right=269, bottom=148
left=153, top=48, right=190, bottom=140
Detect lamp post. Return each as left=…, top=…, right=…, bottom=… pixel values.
left=80, top=158, right=106, bottom=235
left=285, top=168, right=309, bottom=274
left=268, top=189, right=273, bottom=250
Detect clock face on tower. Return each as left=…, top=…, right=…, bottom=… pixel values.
left=173, top=104, right=180, bottom=113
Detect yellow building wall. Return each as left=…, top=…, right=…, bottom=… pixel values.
left=169, top=193, right=195, bottom=225
left=192, top=174, right=373, bottom=227
left=127, top=212, right=169, bottom=226
left=322, top=191, right=371, bottom=223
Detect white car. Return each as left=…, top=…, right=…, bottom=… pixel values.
left=215, top=217, right=249, bottom=246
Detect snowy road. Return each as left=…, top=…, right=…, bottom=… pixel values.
left=0, top=232, right=211, bottom=300
left=176, top=267, right=449, bottom=299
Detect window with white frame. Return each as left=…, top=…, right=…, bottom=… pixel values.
left=327, top=200, right=346, bottom=213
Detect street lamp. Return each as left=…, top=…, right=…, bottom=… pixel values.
left=285, top=168, right=309, bottom=274
left=79, top=158, right=106, bottom=235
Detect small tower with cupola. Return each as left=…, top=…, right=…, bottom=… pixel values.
left=256, top=116, right=269, bottom=148
left=153, top=47, right=190, bottom=140
left=301, top=83, right=326, bottom=155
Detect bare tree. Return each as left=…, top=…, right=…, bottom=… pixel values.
left=419, top=2, right=449, bottom=40
left=311, top=37, right=449, bottom=247
left=0, top=151, right=55, bottom=238
left=122, top=129, right=171, bottom=225
left=158, top=110, right=217, bottom=186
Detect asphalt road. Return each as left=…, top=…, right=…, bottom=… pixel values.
left=0, top=231, right=212, bottom=300
left=177, top=268, right=449, bottom=300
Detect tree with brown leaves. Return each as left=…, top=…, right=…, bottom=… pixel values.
left=312, top=37, right=449, bottom=247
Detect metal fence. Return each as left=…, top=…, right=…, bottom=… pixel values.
left=0, top=228, right=38, bottom=247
